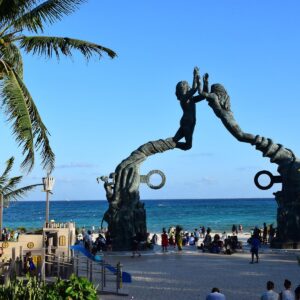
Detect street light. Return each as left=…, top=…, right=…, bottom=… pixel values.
left=43, top=174, right=55, bottom=226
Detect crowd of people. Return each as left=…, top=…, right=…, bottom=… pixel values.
left=1, top=227, right=21, bottom=241
left=246, top=223, right=277, bottom=264
left=159, top=225, right=242, bottom=255
left=205, top=280, right=300, bottom=300
left=77, top=222, right=277, bottom=260
left=79, top=228, right=151, bottom=257
left=260, top=280, right=300, bottom=300
left=252, top=223, right=276, bottom=245
left=78, top=228, right=112, bottom=255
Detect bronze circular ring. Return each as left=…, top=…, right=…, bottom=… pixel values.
left=146, top=170, right=166, bottom=190
left=254, top=170, right=274, bottom=190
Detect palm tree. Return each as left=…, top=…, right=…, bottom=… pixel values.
left=0, top=157, right=42, bottom=238
left=0, top=0, right=117, bottom=172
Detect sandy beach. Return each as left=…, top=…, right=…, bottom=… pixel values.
left=99, top=238, right=300, bottom=300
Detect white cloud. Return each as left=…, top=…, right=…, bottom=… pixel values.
left=56, top=162, right=99, bottom=169
left=236, top=165, right=259, bottom=172
left=198, top=177, right=218, bottom=185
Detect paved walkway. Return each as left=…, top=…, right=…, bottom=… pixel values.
left=99, top=246, right=300, bottom=300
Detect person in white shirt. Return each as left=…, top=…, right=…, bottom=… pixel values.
left=206, top=287, right=226, bottom=300
left=281, top=279, right=295, bottom=300
left=261, top=281, right=279, bottom=300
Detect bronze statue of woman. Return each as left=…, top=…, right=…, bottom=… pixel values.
left=200, top=74, right=255, bottom=143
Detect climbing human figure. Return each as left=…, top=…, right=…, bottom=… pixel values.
left=199, top=74, right=255, bottom=143
left=173, top=67, right=207, bottom=150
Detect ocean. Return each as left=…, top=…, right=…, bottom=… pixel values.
left=3, top=198, right=277, bottom=233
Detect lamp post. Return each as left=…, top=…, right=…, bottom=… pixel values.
left=42, top=174, right=55, bottom=227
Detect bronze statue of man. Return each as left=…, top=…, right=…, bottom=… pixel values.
left=172, top=67, right=206, bottom=150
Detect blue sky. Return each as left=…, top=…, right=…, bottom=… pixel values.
left=1, top=0, right=300, bottom=200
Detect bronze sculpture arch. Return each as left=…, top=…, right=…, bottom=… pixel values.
left=99, top=68, right=300, bottom=250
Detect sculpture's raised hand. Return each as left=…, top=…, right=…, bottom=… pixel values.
left=193, top=66, right=199, bottom=76
left=203, top=73, right=209, bottom=82
left=193, top=66, right=200, bottom=81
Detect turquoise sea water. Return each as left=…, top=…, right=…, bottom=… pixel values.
left=3, top=199, right=277, bottom=233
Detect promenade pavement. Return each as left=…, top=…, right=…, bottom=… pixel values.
left=99, top=246, right=300, bottom=300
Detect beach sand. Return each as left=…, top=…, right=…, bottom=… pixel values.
left=99, top=235, right=300, bottom=300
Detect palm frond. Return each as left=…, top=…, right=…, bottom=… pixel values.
left=0, top=157, right=14, bottom=187
left=1, top=69, right=55, bottom=172
left=0, top=42, right=23, bottom=77
left=13, top=0, right=87, bottom=33
left=0, top=0, right=37, bottom=25
left=2, top=175, right=23, bottom=193
left=13, top=70, right=55, bottom=172
left=19, top=36, right=116, bottom=60
left=3, top=183, right=40, bottom=204
left=1, top=70, right=34, bottom=171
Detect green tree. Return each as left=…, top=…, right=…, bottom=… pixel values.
left=0, top=156, right=41, bottom=235
left=0, top=0, right=116, bottom=172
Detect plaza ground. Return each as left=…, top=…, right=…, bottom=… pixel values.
left=100, top=247, right=300, bottom=300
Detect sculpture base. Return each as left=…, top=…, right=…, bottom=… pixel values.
left=104, top=202, right=147, bottom=251
left=271, top=238, right=300, bottom=249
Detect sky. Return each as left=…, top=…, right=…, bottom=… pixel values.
left=1, top=0, right=300, bottom=201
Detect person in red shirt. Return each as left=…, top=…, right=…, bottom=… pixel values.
left=161, top=228, right=169, bottom=252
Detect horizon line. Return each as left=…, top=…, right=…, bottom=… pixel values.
left=18, top=197, right=274, bottom=202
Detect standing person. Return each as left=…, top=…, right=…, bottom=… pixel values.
left=175, top=225, right=183, bottom=251
left=25, top=252, right=36, bottom=276
left=201, top=226, right=206, bottom=238
left=269, top=224, right=275, bottom=244
left=231, top=224, right=237, bottom=235
left=168, top=227, right=176, bottom=249
left=238, top=224, right=243, bottom=233
left=261, top=281, right=279, bottom=300
left=161, top=228, right=169, bottom=252
left=84, top=230, right=93, bottom=252
left=194, top=228, right=200, bottom=242
left=131, top=233, right=141, bottom=258
left=206, top=287, right=226, bottom=300
left=202, top=228, right=212, bottom=252
left=151, top=233, right=158, bottom=245
left=254, top=225, right=261, bottom=238
left=263, top=222, right=268, bottom=244
left=280, top=279, right=295, bottom=300
left=249, top=235, right=260, bottom=263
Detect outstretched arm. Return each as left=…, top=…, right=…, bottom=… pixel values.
left=198, top=73, right=221, bottom=107
left=193, top=69, right=204, bottom=103
left=203, top=73, right=209, bottom=93
left=192, top=66, right=200, bottom=91
left=180, top=68, right=199, bottom=102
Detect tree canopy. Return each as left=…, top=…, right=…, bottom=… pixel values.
left=0, top=0, right=116, bottom=172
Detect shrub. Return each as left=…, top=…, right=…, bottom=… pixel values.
left=0, top=274, right=98, bottom=300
